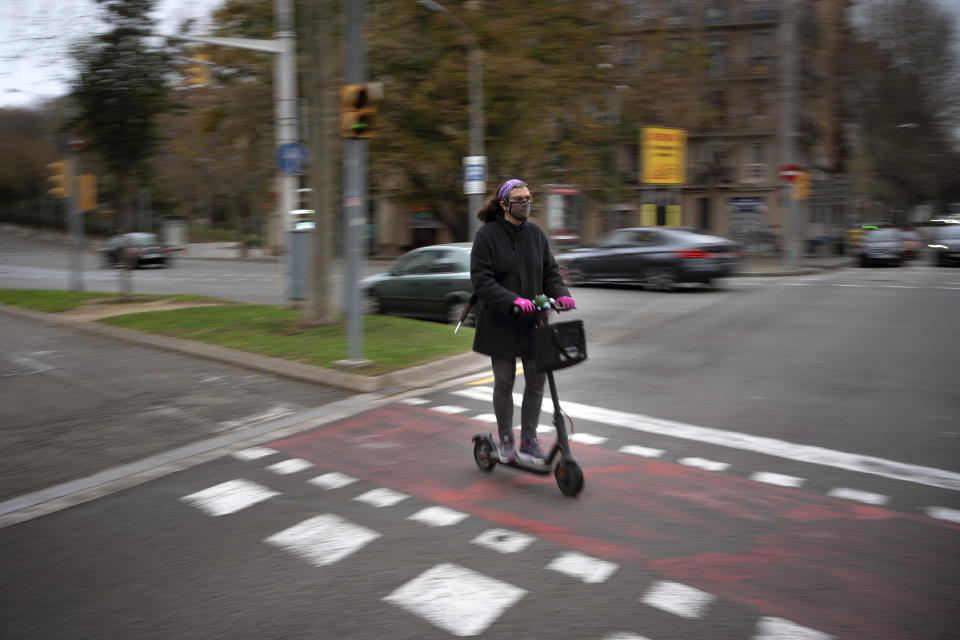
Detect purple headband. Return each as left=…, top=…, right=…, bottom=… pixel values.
left=497, top=179, right=527, bottom=202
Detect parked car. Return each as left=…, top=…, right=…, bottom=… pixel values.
left=928, top=225, right=960, bottom=267
left=360, top=243, right=474, bottom=324
left=101, top=232, right=174, bottom=268
left=858, top=228, right=904, bottom=267
left=898, top=229, right=922, bottom=260
left=554, top=227, right=739, bottom=290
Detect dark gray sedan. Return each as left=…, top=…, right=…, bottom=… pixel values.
left=360, top=243, right=474, bottom=324
left=555, top=227, right=739, bottom=290
left=859, top=228, right=904, bottom=267
left=101, top=232, right=174, bottom=268
left=929, top=224, right=960, bottom=267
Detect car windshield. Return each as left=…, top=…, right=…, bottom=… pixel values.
left=864, top=229, right=898, bottom=242
left=128, top=234, right=161, bottom=247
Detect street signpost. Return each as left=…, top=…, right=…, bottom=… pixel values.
left=276, top=142, right=308, bottom=175
left=463, top=156, right=486, bottom=195
left=778, top=164, right=805, bottom=268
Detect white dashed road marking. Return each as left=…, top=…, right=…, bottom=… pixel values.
left=230, top=447, right=278, bottom=461
left=308, top=472, right=358, bottom=490
left=827, top=488, right=889, bottom=505
left=679, top=457, right=731, bottom=472
left=452, top=387, right=960, bottom=491
left=751, top=471, right=805, bottom=488
left=619, top=445, right=665, bottom=458
left=408, top=506, right=469, bottom=527
left=383, top=563, right=527, bottom=637
left=642, top=580, right=715, bottom=619
left=264, top=514, right=380, bottom=566
left=266, top=458, right=313, bottom=475
left=353, top=488, right=410, bottom=508
left=752, top=616, right=835, bottom=640
left=926, top=506, right=960, bottom=524
left=180, top=479, right=279, bottom=516
left=431, top=405, right=469, bottom=414
left=470, top=529, right=537, bottom=554
left=570, top=432, right=608, bottom=445
left=546, top=551, right=619, bottom=584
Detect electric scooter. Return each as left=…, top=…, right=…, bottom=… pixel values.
left=470, top=295, right=586, bottom=497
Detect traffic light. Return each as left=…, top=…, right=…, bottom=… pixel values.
left=341, top=84, right=377, bottom=138
left=793, top=171, right=811, bottom=201
left=78, top=174, right=98, bottom=211
left=185, top=54, right=212, bottom=87
left=46, top=160, right=71, bottom=199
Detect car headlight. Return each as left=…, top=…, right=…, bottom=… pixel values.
left=928, top=244, right=948, bottom=249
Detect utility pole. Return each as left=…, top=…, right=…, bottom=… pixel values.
left=338, top=0, right=370, bottom=367
left=779, top=0, right=799, bottom=268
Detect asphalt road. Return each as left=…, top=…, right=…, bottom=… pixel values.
left=1, top=231, right=959, bottom=639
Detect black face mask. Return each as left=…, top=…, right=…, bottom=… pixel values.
left=508, top=201, right=531, bottom=220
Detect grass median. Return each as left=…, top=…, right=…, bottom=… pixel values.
left=0, top=289, right=475, bottom=377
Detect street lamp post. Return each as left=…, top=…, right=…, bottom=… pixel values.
left=417, top=0, right=484, bottom=240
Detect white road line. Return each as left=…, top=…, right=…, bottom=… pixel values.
left=546, top=551, right=619, bottom=584
left=431, top=405, right=469, bottom=414
left=408, top=506, right=469, bottom=527
left=384, top=563, right=527, bottom=637
left=471, top=528, right=537, bottom=554
left=451, top=387, right=960, bottom=491
left=353, top=487, right=409, bottom=508
left=400, top=398, right=430, bottom=405
left=603, top=635, right=653, bottom=640
left=752, top=616, right=834, bottom=640
left=827, top=488, right=888, bottom=505
left=641, top=580, right=715, bottom=619
left=264, top=514, right=380, bottom=566
left=180, top=479, right=279, bottom=516
left=231, top=447, right=278, bottom=461
left=925, top=506, right=960, bottom=524
left=570, top=432, right=608, bottom=445
left=751, top=471, right=805, bottom=488
left=308, top=472, right=358, bottom=490
left=679, top=457, right=731, bottom=472
left=266, top=458, right=313, bottom=475
left=473, top=413, right=497, bottom=423
left=619, top=445, right=665, bottom=458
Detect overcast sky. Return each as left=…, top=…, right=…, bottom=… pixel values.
left=1, top=0, right=958, bottom=109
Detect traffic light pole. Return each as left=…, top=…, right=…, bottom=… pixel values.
left=338, top=0, right=370, bottom=367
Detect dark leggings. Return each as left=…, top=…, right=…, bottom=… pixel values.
left=491, top=356, right=545, bottom=442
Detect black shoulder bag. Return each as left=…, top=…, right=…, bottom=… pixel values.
left=532, top=319, right=587, bottom=372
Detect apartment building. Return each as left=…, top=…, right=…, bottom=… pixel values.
left=613, top=0, right=850, bottom=255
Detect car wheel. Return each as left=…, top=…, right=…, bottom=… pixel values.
left=564, top=264, right=586, bottom=286
left=860, top=257, right=869, bottom=268
left=643, top=267, right=676, bottom=291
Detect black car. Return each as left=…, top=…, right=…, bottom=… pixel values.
left=360, top=243, right=474, bottom=324
left=929, top=224, right=960, bottom=266
left=859, top=228, right=903, bottom=267
left=101, top=232, right=174, bottom=268
left=555, top=227, right=739, bottom=290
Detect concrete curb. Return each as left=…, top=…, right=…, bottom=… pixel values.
left=0, top=303, right=490, bottom=394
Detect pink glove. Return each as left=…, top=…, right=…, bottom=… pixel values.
left=513, top=297, right=535, bottom=314
left=557, top=296, right=576, bottom=309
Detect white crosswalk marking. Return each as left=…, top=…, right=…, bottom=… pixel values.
left=679, top=457, right=731, bottom=472
left=180, top=479, right=278, bottom=516
left=266, top=458, right=313, bottom=475
left=470, top=529, right=537, bottom=554
left=752, top=616, right=835, bottom=640
left=827, top=488, right=888, bottom=505
left=926, top=506, right=960, bottom=524
left=231, top=447, right=278, bottom=461
left=619, top=445, right=665, bottom=458
left=546, top=551, right=619, bottom=584
left=408, top=506, right=469, bottom=527
left=751, top=471, right=805, bottom=487
left=642, top=580, right=715, bottom=619
left=264, top=514, right=380, bottom=566
left=384, top=563, right=527, bottom=637
left=570, top=432, right=608, bottom=445
left=354, top=488, right=409, bottom=508
left=431, top=405, right=469, bottom=414
left=308, top=472, right=358, bottom=490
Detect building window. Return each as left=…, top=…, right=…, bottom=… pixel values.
left=627, top=0, right=649, bottom=23
left=707, top=39, right=727, bottom=78
left=749, top=32, right=772, bottom=74
left=667, top=0, right=691, bottom=25
left=745, top=142, right=766, bottom=180
left=705, top=0, right=727, bottom=24
left=746, top=0, right=776, bottom=21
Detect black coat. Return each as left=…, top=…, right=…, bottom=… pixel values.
left=470, top=216, right=569, bottom=359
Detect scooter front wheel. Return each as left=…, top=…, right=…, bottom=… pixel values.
left=473, top=438, right=496, bottom=472
left=555, top=458, right=584, bottom=496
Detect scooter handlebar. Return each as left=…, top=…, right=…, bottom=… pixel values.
left=511, top=297, right=576, bottom=314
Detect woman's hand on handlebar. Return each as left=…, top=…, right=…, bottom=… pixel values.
left=512, top=297, right=535, bottom=314
left=556, top=296, right=576, bottom=310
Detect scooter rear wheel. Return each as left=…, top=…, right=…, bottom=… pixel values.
left=473, top=438, right=496, bottom=472
left=554, top=458, right=584, bottom=496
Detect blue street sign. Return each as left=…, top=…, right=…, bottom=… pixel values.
left=276, top=142, right=308, bottom=175
left=463, top=156, right=486, bottom=195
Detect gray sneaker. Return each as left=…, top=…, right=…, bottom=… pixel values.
left=518, top=437, right=547, bottom=464
left=498, top=435, right=516, bottom=463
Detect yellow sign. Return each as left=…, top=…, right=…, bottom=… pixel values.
left=793, top=171, right=810, bottom=201
left=641, top=127, right=686, bottom=185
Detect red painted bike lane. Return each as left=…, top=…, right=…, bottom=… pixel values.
left=267, top=404, right=959, bottom=640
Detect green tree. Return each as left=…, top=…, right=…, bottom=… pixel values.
left=69, top=0, right=176, bottom=234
